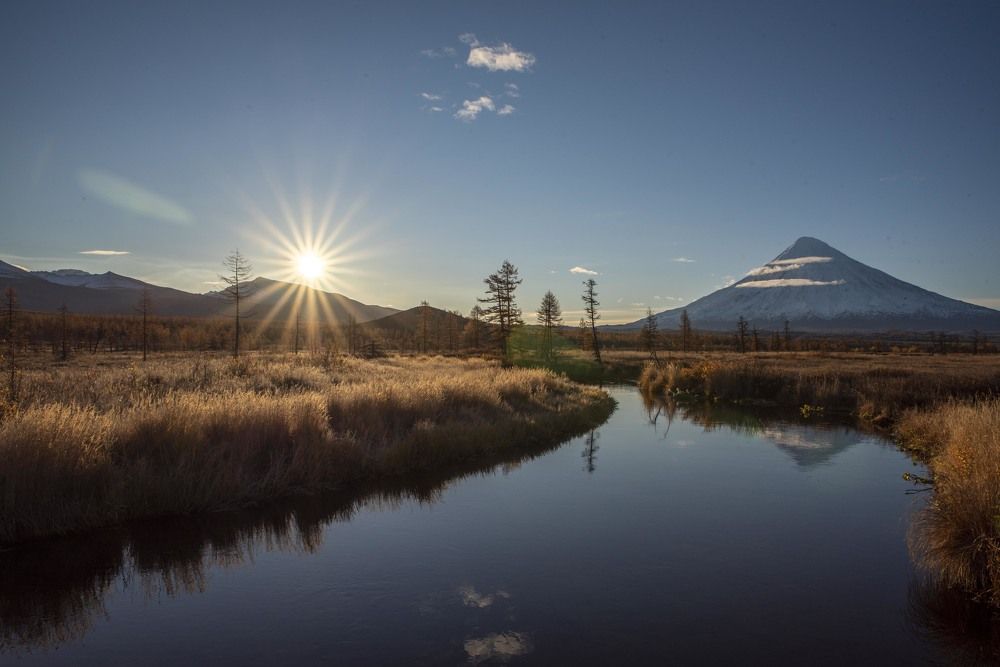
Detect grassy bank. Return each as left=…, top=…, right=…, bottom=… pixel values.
left=638, top=352, right=1000, bottom=425
left=897, top=400, right=1000, bottom=605
left=0, top=354, right=614, bottom=544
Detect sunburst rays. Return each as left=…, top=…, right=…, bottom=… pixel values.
left=235, top=179, right=383, bottom=348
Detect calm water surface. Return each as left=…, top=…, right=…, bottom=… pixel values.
left=0, top=386, right=977, bottom=665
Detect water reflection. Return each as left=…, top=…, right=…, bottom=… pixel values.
left=0, top=437, right=564, bottom=656
left=642, top=395, right=870, bottom=468
left=907, top=577, right=1000, bottom=665
left=464, top=632, right=533, bottom=664
left=581, top=430, right=600, bottom=473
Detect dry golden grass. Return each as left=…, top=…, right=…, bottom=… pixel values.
left=0, top=353, right=614, bottom=543
left=900, top=400, right=1000, bottom=605
left=637, top=352, right=1000, bottom=424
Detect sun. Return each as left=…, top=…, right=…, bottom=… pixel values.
left=296, top=252, right=325, bottom=280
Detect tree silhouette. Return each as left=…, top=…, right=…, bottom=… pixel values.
left=536, top=290, right=562, bottom=362
left=680, top=309, right=692, bottom=352
left=737, top=316, right=749, bottom=353
left=135, top=287, right=153, bottom=361
left=57, top=304, right=70, bottom=361
left=639, top=307, right=659, bottom=363
left=220, top=250, right=253, bottom=358
left=479, top=260, right=523, bottom=360
left=582, top=278, right=602, bottom=365
left=4, top=287, right=18, bottom=401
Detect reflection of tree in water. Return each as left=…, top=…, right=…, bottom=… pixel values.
left=642, top=393, right=677, bottom=438
left=906, top=577, right=1000, bottom=665
left=581, top=430, right=599, bottom=473
left=0, top=432, right=581, bottom=656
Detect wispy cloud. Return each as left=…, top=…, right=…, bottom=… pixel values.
left=737, top=278, right=846, bottom=289
left=79, top=249, right=129, bottom=256
left=504, top=83, right=520, bottom=98
left=420, top=92, right=442, bottom=101
left=672, top=257, right=696, bottom=263
left=654, top=295, right=686, bottom=302
left=497, top=104, right=515, bottom=116
left=454, top=96, right=495, bottom=121
left=78, top=169, right=194, bottom=225
left=429, top=106, right=444, bottom=112
left=771, top=256, right=831, bottom=265
left=420, top=46, right=458, bottom=59
left=570, top=266, right=598, bottom=275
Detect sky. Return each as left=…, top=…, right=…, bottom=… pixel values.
left=1, top=1, right=998, bottom=323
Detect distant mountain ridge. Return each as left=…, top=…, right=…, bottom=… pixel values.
left=0, top=260, right=397, bottom=323
left=617, top=237, right=1000, bottom=333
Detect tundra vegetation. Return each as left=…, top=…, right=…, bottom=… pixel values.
left=0, top=353, right=614, bottom=544
left=638, top=350, right=1000, bottom=606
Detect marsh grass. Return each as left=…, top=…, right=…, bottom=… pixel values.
left=0, top=354, right=614, bottom=543
left=899, top=400, right=1000, bottom=605
left=638, top=352, right=1000, bottom=424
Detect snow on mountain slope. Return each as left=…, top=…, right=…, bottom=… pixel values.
left=621, top=237, right=1000, bottom=332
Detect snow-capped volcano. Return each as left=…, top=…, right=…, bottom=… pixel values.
left=623, top=237, right=1000, bottom=332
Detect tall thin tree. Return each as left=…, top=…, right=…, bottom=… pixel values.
left=640, top=307, right=660, bottom=363
left=536, top=290, right=563, bottom=361
left=4, top=287, right=18, bottom=401
left=737, top=316, right=749, bottom=353
left=136, top=287, right=152, bottom=361
left=220, top=249, right=254, bottom=358
left=479, top=260, right=523, bottom=360
left=58, top=303, right=70, bottom=361
left=680, top=309, right=692, bottom=352
left=582, top=278, right=602, bottom=365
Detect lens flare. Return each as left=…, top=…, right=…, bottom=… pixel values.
left=296, top=252, right=325, bottom=281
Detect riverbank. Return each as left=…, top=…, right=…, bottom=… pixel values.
left=0, top=354, right=615, bottom=544
left=637, top=352, right=1000, bottom=605
left=637, top=352, right=1000, bottom=425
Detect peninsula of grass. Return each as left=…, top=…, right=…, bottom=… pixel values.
left=0, top=354, right=615, bottom=544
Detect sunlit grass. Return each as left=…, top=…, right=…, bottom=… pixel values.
left=0, top=354, right=614, bottom=543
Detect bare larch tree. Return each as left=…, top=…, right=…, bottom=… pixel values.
left=136, top=287, right=153, bottom=361
left=221, top=250, right=254, bottom=358
left=582, top=278, right=602, bottom=365
left=640, top=307, right=659, bottom=363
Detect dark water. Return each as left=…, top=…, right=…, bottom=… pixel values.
left=1, top=387, right=993, bottom=665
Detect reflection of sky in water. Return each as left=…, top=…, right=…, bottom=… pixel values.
left=0, top=387, right=948, bottom=664
left=464, top=632, right=532, bottom=664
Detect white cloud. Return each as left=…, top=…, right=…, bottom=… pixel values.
left=736, top=278, right=846, bottom=289
left=570, top=266, right=598, bottom=275
left=631, top=302, right=645, bottom=307
left=443, top=46, right=457, bottom=57
left=655, top=295, right=685, bottom=302
left=770, top=256, right=831, bottom=265
left=504, top=82, right=520, bottom=97
left=454, top=96, right=495, bottom=121
left=79, top=249, right=129, bottom=255
left=420, top=92, right=442, bottom=101
left=747, top=263, right=799, bottom=276
left=459, top=32, right=479, bottom=46
left=672, top=257, right=696, bottom=263
left=429, top=106, right=444, bottom=112
left=419, top=49, right=440, bottom=58
left=497, top=104, right=515, bottom=115
left=467, top=43, right=536, bottom=72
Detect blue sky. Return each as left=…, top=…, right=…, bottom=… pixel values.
left=2, top=1, right=998, bottom=322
